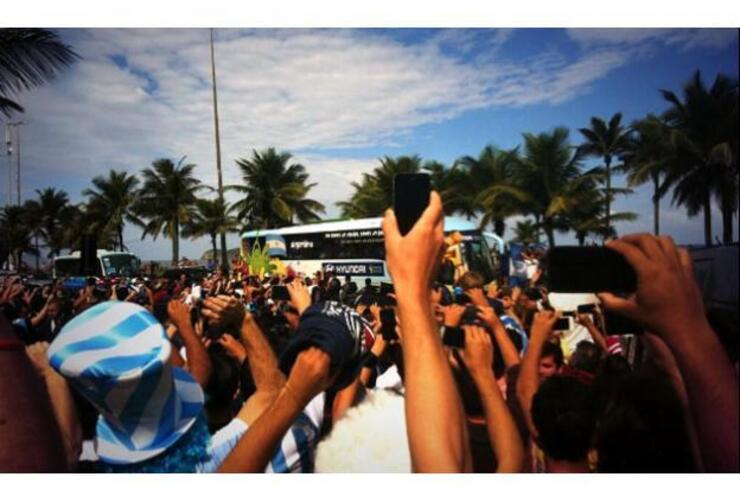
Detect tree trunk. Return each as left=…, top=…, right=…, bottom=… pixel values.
left=721, top=204, right=733, bottom=245
left=35, top=234, right=40, bottom=271
left=211, top=235, right=218, bottom=266
left=493, top=219, right=505, bottom=238
left=703, top=193, right=712, bottom=246
left=172, top=218, right=180, bottom=265
left=577, top=233, right=585, bottom=246
left=545, top=224, right=555, bottom=248
left=604, top=156, right=611, bottom=243
left=220, top=232, right=228, bottom=270
left=119, top=227, right=125, bottom=252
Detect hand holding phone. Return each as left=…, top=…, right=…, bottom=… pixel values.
left=547, top=246, right=637, bottom=293
left=393, top=173, right=431, bottom=235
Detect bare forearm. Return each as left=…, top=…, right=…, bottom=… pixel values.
left=665, top=324, right=739, bottom=472
left=474, top=373, right=524, bottom=472
left=177, top=322, right=212, bottom=387
left=398, top=298, right=469, bottom=472
left=585, top=323, right=608, bottom=352
left=240, top=317, right=285, bottom=391
left=516, top=334, right=546, bottom=437
left=491, top=323, right=520, bottom=369
left=44, top=372, right=83, bottom=471
left=219, top=388, right=301, bottom=473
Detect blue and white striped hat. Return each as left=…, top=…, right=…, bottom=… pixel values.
left=47, top=301, right=204, bottom=465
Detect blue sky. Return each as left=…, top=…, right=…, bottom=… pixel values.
left=5, top=28, right=738, bottom=260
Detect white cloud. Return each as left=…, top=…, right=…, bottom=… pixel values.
left=9, top=28, right=735, bottom=259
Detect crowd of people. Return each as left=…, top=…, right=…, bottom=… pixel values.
left=0, top=191, right=738, bottom=473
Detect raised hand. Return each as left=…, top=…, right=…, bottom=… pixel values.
left=202, top=295, right=246, bottom=329
left=167, top=299, right=192, bottom=329
left=286, top=279, right=311, bottom=315
left=530, top=310, right=560, bottom=341
left=443, top=304, right=466, bottom=328
left=25, top=341, right=53, bottom=378
left=382, top=191, right=445, bottom=300
left=217, top=333, right=247, bottom=364
left=476, top=305, right=502, bottom=329
left=460, top=325, right=494, bottom=381
left=597, top=234, right=707, bottom=340
left=284, top=347, right=332, bottom=408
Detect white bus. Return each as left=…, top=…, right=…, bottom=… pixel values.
left=53, top=250, right=141, bottom=279
left=240, top=216, right=497, bottom=284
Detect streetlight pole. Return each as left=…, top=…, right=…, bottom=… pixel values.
left=209, top=28, right=228, bottom=270
left=5, top=122, right=22, bottom=206
left=4, top=123, right=12, bottom=207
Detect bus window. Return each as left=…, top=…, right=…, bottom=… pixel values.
left=462, top=237, right=495, bottom=282
left=101, top=254, right=140, bottom=277
left=54, top=258, right=81, bottom=277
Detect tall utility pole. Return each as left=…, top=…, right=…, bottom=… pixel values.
left=5, top=122, right=22, bottom=206
left=4, top=124, right=12, bottom=207
left=209, top=28, right=228, bottom=269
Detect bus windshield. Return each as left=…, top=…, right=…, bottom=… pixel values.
left=461, top=236, right=496, bottom=282
left=100, top=254, right=140, bottom=277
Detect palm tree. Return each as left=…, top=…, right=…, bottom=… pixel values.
left=565, top=179, right=637, bottom=244
left=83, top=169, right=140, bottom=251
left=483, top=128, right=593, bottom=247
left=337, top=155, right=423, bottom=218
left=0, top=29, right=80, bottom=116
left=0, top=205, right=35, bottom=269
left=619, top=115, right=673, bottom=235
left=21, top=198, right=43, bottom=269
left=134, top=158, right=205, bottom=264
left=455, top=145, right=520, bottom=237
left=34, top=187, right=72, bottom=258
left=182, top=198, right=240, bottom=264
left=578, top=113, right=631, bottom=240
left=659, top=71, right=738, bottom=245
left=511, top=219, right=540, bottom=246
left=230, top=148, right=325, bottom=229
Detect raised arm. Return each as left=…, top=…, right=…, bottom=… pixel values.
left=516, top=310, right=559, bottom=438
left=477, top=305, right=521, bottom=369
left=575, top=313, right=608, bottom=352
left=167, top=300, right=212, bottom=388
left=598, top=234, right=738, bottom=472
left=460, top=325, right=524, bottom=472
left=218, top=347, right=331, bottom=473
left=26, top=342, right=82, bottom=471
left=383, top=191, right=471, bottom=473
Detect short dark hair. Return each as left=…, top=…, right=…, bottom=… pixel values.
left=595, top=370, right=695, bottom=472
left=541, top=341, right=564, bottom=367
left=459, top=271, right=485, bottom=291
left=532, top=375, right=595, bottom=462
left=569, top=341, right=602, bottom=375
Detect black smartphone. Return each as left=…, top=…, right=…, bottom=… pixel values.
left=547, top=246, right=637, bottom=293
left=562, top=311, right=576, bottom=318
left=380, top=308, right=398, bottom=341
left=272, top=285, right=290, bottom=301
left=380, top=282, right=395, bottom=296
left=554, top=317, right=570, bottom=331
left=393, top=173, right=431, bottom=235
left=442, top=326, right=465, bottom=349
left=577, top=303, right=597, bottom=314
left=604, top=311, right=644, bottom=335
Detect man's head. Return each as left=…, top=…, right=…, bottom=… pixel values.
left=532, top=375, right=595, bottom=463
left=364, top=278, right=372, bottom=287
left=458, top=271, right=485, bottom=292
left=539, top=341, right=564, bottom=380
left=46, top=299, right=61, bottom=319
left=498, top=286, right=514, bottom=310
left=570, top=341, right=602, bottom=375
left=519, top=287, right=542, bottom=312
